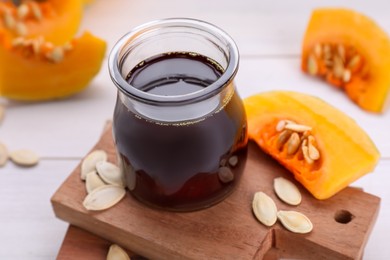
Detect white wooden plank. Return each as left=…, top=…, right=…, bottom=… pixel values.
left=0, top=160, right=78, bottom=260
left=80, top=0, right=390, bottom=56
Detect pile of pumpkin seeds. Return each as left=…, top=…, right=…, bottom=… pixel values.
left=80, top=150, right=127, bottom=211
left=252, top=177, right=313, bottom=234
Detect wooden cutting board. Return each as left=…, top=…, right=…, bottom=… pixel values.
left=51, top=123, right=380, bottom=260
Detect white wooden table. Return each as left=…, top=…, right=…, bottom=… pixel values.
left=1, top=0, right=390, bottom=259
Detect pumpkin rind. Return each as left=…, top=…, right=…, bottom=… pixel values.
left=301, top=8, right=390, bottom=113
left=0, top=31, right=106, bottom=100
left=244, top=91, right=380, bottom=199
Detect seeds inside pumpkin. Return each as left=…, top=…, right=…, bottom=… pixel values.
left=275, top=120, right=320, bottom=164
left=307, top=42, right=365, bottom=88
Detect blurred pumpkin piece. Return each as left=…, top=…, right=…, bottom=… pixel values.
left=301, top=8, right=390, bottom=113
left=0, top=31, right=106, bottom=100
left=0, top=0, right=106, bottom=101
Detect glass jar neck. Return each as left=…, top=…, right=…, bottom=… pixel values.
left=118, top=81, right=236, bottom=123
left=108, top=18, right=239, bottom=107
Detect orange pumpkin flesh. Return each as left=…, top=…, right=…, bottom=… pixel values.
left=302, top=8, right=390, bottom=113
left=244, top=91, right=380, bottom=199
left=0, top=0, right=83, bottom=44
left=0, top=31, right=106, bottom=100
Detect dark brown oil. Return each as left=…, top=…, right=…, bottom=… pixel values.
left=113, top=52, right=247, bottom=211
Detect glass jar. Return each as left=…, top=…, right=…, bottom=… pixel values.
left=108, top=18, right=248, bottom=211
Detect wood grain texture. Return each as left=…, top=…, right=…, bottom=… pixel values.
left=57, top=225, right=137, bottom=260
left=51, top=124, right=380, bottom=259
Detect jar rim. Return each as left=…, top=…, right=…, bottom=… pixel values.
left=108, top=18, right=239, bottom=105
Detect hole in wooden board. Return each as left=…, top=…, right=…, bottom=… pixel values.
left=334, top=209, right=354, bottom=224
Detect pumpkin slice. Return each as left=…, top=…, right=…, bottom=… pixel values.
left=0, top=31, right=106, bottom=100
left=244, top=91, right=380, bottom=199
left=0, top=0, right=83, bottom=44
left=301, top=8, right=390, bottom=113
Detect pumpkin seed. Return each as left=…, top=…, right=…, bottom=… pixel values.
left=337, top=44, right=346, bottom=62
left=85, top=170, right=106, bottom=194
left=0, top=142, right=8, bottom=167
left=30, top=2, right=42, bottom=21
left=277, top=130, right=292, bottom=150
left=218, top=166, right=234, bottom=183
left=17, top=4, right=29, bottom=19
left=276, top=120, right=296, bottom=132
left=47, top=47, right=64, bottom=63
left=9, top=149, right=39, bottom=167
left=62, top=42, right=73, bottom=51
left=15, top=22, right=27, bottom=36
left=252, top=192, right=277, bottom=227
left=12, top=37, right=25, bottom=47
left=3, top=11, right=15, bottom=29
left=83, top=185, right=126, bottom=211
left=81, top=150, right=107, bottom=180
left=276, top=120, right=287, bottom=132
left=96, top=161, right=125, bottom=187
left=323, top=44, right=331, bottom=59
left=228, top=155, right=238, bottom=167
left=301, top=140, right=314, bottom=164
left=32, top=36, right=44, bottom=54
left=314, top=43, right=322, bottom=57
left=347, top=55, right=361, bottom=70
left=342, top=69, right=351, bottom=83
left=277, top=210, right=313, bottom=234
left=307, top=136, right=320, bottom=160
left=284, top=123, right=312, bottom=133
left=332, top=56, right=344, bottom=79
left=307, top=54, right=318, bottom=75
left=286, top=132, right=300, bottom=155
left=107, top=244, right=130, bottom=260
left=273, top=177, right=302, bottom=206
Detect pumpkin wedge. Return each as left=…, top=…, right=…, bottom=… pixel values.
left=244, top=91, right=380, bottom=199
left=0, top=0, right=83, bottom=44
left=301, top=8, right=390, bottom=113
left=0, top=31, right=106, bottom=100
